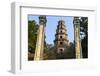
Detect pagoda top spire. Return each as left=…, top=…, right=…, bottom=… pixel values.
left=58, top=20, right=65, bottom=25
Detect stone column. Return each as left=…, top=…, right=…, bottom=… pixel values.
left=73, top=17, right=82, bottom=59
left=34, top=16, right=47, bottom=60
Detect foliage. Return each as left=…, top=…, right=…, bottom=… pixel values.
left=80, top=17, right=88, bottom=58
left=43, top=39, right=48, bottom=60
left=28, top=20, right=38, bottom=54
left=46, top=42, right=75, bottom=59
left=46, top=44, right=56, bottom=60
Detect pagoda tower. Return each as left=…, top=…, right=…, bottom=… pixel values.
left=54, top=20, right=68, bottom=58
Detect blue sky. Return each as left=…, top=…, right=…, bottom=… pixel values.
left=28, top=15, right=74, bottom=45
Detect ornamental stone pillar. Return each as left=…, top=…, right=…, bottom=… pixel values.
left=34, top=16, right=47, bottom=60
